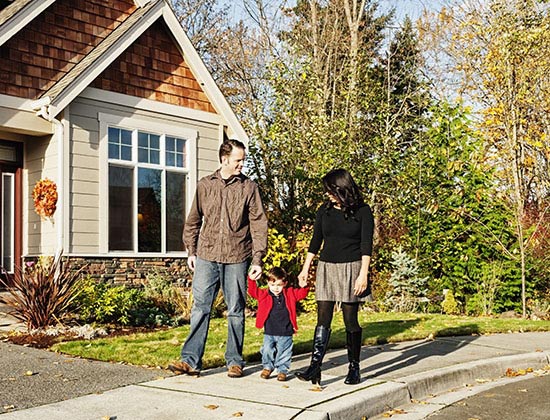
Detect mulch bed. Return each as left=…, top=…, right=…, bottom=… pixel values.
left=4, top=325, right=169, bottom=349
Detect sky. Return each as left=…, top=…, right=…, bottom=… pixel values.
left=378, top=0, right=447, bottom=22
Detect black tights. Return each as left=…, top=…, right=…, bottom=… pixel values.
left=316, top=301, right=361, bottom=332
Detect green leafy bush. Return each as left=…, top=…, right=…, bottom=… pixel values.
left=442, top=289, right=460, bottom=315
left=73, top=277, right=149, bottom=326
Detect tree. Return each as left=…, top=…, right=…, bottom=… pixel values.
left=419, top=0, right=550, bottom=316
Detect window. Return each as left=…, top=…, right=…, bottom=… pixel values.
left=105, top=123, right=193, bottom=254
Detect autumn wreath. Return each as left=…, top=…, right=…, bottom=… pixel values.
left=33, top=178, right=58, bottom=219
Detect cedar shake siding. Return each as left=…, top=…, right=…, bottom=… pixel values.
left=0, top=0, right=137, bottom=99
left=92, top=20, right=215, bottom=113
left=0, top=0, right=215, bottom=113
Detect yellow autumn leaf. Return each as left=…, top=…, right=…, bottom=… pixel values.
left=232, top=412, right=244, bottom=417
left=204, top=405, right=219, bottom=410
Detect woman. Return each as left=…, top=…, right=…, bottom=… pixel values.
left=296, top=168, right=374, bottom=386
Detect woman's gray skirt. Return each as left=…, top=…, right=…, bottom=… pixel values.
left=315, top=260, right=368, bottom=303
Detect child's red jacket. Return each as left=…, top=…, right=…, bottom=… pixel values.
left=248, top=278, right=309, bottom=333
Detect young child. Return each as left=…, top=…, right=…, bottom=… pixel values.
left=248, top=267, right=309, bottom=381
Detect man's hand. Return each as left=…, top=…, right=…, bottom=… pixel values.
left=187, top=255, right=196, bottom=272
left=248, top=265, right=262, bottom=281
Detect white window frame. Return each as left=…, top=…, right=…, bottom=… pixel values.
left=98, top=113, right=197, bottom=256
left=1, top=173, right=15, bottom=273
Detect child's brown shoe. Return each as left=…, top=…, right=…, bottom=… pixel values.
left=277, top=372, right=287, bottom=382
left=260, top=369, right=272, bottom=379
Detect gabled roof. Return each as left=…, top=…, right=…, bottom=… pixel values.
left=1, top=0, right=247, bottom=141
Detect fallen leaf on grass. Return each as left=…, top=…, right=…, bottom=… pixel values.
left=204, top=405, right=219, bottom=410
left=24, top=370, right=36, bottom=376
left=232, top=412, right=244, bottom=417
left=3, top=405, right=15, bottom=410
left=382, top=408, right=407, bottom=417
left=518, top=389, right=528, bottom=393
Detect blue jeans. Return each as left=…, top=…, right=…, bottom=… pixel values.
left=261, top=334, right=293, bottom=374
left=180, top=257, right=249, bottom=370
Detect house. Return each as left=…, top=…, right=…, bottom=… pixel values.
left=0, top=0, right=247, bottom=284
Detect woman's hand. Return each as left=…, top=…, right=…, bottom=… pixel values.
left=353, top=273, right=369, bottom=296
left=298, top=268, right=309, bottom=287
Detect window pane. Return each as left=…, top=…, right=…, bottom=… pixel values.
left=138, top=132, right=148, bottom=148
left=138, top=148, right=148, bottom=163
left=166, top=137, right=174, bottom=152
left=109, top=127, right=132, bottom=161
left=166, top=172, right=186, bottom=252
left=121, top=145, right=132, bottom=161
left=108, top=143, right=119, bottom=160
left=109, top=166, right=133, bottom=251
left=165, top=136, right=186, bottom=168
left=121, top=129, right=132, bottom=146
left=150, top=150, right=160, bottom=164
left=150, top=135, right=160, bottom=150
left=138, top=168, right=161, bottom=252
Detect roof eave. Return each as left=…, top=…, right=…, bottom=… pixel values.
left=0, top=0, right=56, bottom=47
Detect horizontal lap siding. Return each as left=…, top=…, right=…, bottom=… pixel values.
left=25, top=136, right=58, bottom=255
left=70, top=107, right=100, bottom=252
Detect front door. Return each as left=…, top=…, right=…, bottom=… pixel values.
left=0, top=140, right=23, bottom=286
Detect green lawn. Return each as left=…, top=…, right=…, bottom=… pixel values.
left=51, top=312, right=550, bottom=369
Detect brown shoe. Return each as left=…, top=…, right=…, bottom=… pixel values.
left=227, top=365, right=243, bottom=378
left=168, top=361, right=200, bottom=376
left=277, top=373, right=287, bottom=382
left=260, top=369, right=272, bottom=379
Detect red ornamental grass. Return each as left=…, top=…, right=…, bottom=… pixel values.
left=0, top=255, right=86, bottom=330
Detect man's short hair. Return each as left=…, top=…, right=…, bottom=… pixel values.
left=219, top=139, right=246, bottom=163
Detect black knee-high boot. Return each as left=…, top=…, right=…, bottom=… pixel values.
left=344, top=328, right=362, bottom=385
left=296, top=325, right=331, bottom=385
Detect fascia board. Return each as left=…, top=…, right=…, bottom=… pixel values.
left=47, top=2, right=164, bottom=120
left=161, top=5, right=249, bottom=143
left=80, top=86, right=224, bottom=125
left=0, top=0, right=56, bottom=47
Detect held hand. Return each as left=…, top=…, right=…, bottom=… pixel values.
left=187, top=255, right=196, bottom=272
left=353, top=274, right=368, bottom=296
left=248, top=265, right=262, bottom=281
left=297, top=268, right=309, bottom=286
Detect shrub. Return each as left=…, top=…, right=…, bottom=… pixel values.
left=73, top=277, right=149, bottom=326
left=0, top=255, right=85, bottom=330
left=384, top=247, right=429, bottom=312
left=442, top=289, right=460, bottom=315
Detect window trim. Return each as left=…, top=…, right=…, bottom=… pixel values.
left=98, top=113, right=197, bottom=255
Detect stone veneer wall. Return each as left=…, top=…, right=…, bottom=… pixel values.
left=23, top=256, right=193, bottom=287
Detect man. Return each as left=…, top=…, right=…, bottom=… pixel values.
left=169, top=139, right=268, bottom=378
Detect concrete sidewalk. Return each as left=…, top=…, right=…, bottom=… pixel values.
left=1, top=325, right=549, bottom=420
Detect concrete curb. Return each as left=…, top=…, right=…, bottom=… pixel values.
left=295, top=352, right=550, bottom=420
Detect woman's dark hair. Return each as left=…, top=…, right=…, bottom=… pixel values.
left=322, top=168, right=364, bottom=218
left=219, top=139, right=245, bottom=163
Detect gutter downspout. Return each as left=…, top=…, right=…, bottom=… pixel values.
left=34, top=98, right=64, bottom=257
